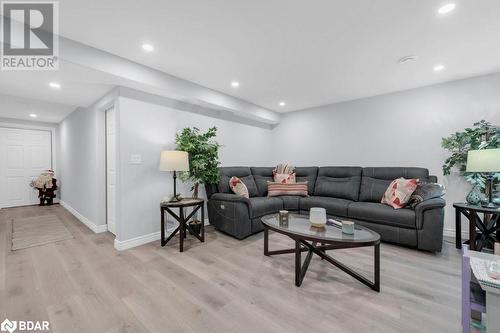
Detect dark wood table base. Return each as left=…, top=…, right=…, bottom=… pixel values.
left=264, top=227, right=380, bottom=292
left=161, top=199, right=204, bottom=252
left=454, top=203, right=500, bottom=251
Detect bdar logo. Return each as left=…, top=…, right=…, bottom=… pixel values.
left=0, top=319, right=17, bottom=333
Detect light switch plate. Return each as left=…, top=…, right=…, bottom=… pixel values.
left=130, top=154, right=142, bottom=164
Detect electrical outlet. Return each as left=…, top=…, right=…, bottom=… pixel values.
left=130, top=154, right=142, bottom=164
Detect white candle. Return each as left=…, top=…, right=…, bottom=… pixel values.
left=342, top=221, right=354, bottom=234
left=310, top=207, right=326, bottom=227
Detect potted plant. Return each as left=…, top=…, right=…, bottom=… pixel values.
left=442, top=120, right=500, bottom=203
left=175, top=127, right=220, bottom=235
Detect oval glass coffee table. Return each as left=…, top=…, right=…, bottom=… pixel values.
left=262, top=213, right=381, bottom=291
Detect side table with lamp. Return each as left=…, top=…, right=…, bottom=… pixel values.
left=159, top=150, right=205, bottom=252
left=455, top=149, right=500, bottom=250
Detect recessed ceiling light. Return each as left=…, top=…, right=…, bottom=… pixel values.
left=48, top=82, right=61, bottom=89
left=29, top=113, right=37, bottom=118
left=279, top=101, right=286, bottom=107
left=433, top=64, right=446, bottom=72
left=231, top=81, right=240, bottom=88
left=438, top=3, right=456, bottom=15
left=142, top=43, right=154, bottom=52
left=398, top=55, right=418, bottom=64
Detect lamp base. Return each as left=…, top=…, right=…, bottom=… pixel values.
left=169, top=194, right=182, bottom=203
left=482, top=175, right=498, bottom=209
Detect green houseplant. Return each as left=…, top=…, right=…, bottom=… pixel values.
left=175, top=126, right=221, bottom=198
left=441, top=120, right=500, bottom=198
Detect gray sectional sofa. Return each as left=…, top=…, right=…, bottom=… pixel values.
left=205, top=166, right=445, bottom=252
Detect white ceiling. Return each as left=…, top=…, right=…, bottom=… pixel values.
left=57, top=0, right=500, bottom=112
left=1, top=0, right=500, bottom=123
left=0, top=93, right=74, bottom=123
left=0, top=60, right=115, bottom=122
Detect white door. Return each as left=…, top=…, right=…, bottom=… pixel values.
left=0, top=127, right=52, bottom=208
left=106, top=108, right=117, bottom=235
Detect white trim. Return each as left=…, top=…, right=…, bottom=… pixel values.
left=60, top=200, right=108, bottom=233
left=443, top=227, right=468, bottom=240
left=114, top=231, right=161, bottom=251
left=113, top=218, right=210, bottom=251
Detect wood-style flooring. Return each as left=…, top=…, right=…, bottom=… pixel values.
left=0, top=204, right=466, bottom=333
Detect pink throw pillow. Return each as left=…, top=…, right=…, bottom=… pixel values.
left=381, top=178, right=418, bottom=209
left=267, top=181, right=308, bottom=197
left=229, top=176, right=249, bottom=198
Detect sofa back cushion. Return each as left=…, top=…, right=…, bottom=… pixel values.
left=313, top=167, right=362, bottom=201
left=360, top=167, right=430, bottom=202
left=218, top=167, right=259, bottom=197
left=251, top=167, right=274, bottom=196
left=294, top=167, right=319, bottom=194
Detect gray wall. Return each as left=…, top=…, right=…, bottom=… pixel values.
left=116, top=96, right=274, bottom=241
left=57, top=89, right=117, bottom=226
left=272, top=73, right=500, bottom=235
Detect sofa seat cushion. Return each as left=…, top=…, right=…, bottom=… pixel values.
left=299, top=196, right=352, bottom=217
left=278, top=195, right=301, bottom=211
left=348, top=202, right=416, bottom=229
left=249, top=197, right=283, bottom=218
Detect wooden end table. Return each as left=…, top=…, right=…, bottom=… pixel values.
left=454, top=202, right=500, bottom=251
left=160, top=198, right=204, bottom=252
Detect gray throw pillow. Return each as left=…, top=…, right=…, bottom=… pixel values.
left=407, top=182, right=446, bottom=209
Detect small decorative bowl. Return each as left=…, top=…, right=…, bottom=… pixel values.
left=342, top=221, right=355, bottom=234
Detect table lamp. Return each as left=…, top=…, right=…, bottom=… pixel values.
left=159, top=150, right=189, bottom=202
left=466, top=148, right=500, bottom=208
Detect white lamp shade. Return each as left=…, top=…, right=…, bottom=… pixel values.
left=466, top=149, right=500, bottom=173
left=159, top=150, right=189, bottom=171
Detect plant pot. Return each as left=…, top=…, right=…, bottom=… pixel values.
left=188, top=220, right=202, bottom=235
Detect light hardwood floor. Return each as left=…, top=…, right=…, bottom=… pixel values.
left=1, top=204, right=465, bottom=333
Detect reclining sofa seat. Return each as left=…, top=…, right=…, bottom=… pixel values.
left=206, top=166, right=445, bottom=252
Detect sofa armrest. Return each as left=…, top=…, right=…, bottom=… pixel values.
left=414, top=197, right=446, bottom=252
left=415, top=198, right=446, bottom=228
left=207, top=193, right=252, bottom=239
left=210, top=193, right=250, bottom=204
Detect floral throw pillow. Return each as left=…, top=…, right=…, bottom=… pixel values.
left=229, top=176, right=249, bottom=198
left=273, top=172, right=296, bottom=184
left=273, top=163, right=296, bottom=184
left=381, top=178, right=418, bottom=209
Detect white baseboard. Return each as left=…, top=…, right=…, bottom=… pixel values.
left=60, top=200, right=108, bottom=233
left=114, top=218, right=210, bottom=251
left=114, top=231, right=161, bottom=251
